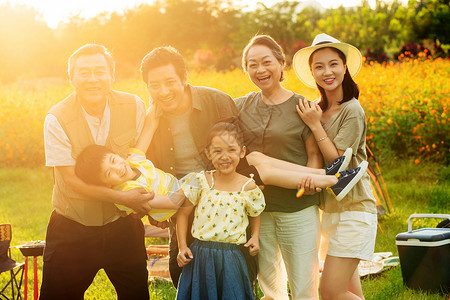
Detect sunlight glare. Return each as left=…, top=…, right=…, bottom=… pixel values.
left=1, top=0, right=408, bottom=29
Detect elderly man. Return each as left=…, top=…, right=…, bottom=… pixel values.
left=41, top=44, right=153, bottom=299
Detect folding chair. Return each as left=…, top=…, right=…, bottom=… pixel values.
left=0, top=224, right=24, bottom=300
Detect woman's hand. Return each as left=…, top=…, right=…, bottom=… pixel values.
left=244, top=235, right=260, bottom=256
left=177, top=246, right=194, bottom=267
left=298, top=177, right=322, bottom=195
left=296, top=98, right=322, bottom=130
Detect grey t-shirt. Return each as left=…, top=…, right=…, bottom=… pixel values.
left=167, top=111, right=205, bottom=177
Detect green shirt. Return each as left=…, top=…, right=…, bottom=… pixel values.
left=320, top=99, right=377, bottom=214
left=235, top=92, right=319, bottom=212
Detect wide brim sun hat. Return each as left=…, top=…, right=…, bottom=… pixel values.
left=293, top=33, right=362, bottom=88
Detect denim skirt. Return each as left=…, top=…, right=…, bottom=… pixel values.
left=176, top=240, right=254, bottom=300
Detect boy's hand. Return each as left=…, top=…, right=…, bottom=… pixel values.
left=147, top=215, right=169, bottom=229
left=244, top=235, right=260, bottom=256
left=177, top=246, right=193, bottom=267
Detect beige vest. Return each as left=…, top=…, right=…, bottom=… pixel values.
left=49, top=90, right=138, bottom=226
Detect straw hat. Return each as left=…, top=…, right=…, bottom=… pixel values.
left=293, top=33, right=362, bottom=88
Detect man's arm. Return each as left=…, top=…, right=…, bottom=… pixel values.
left=56, top=166, right=153, bottom=214
left=135, top=104, right=160, bottom=153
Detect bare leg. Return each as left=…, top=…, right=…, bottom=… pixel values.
left=247, top=151, right=325, bottom=175
left=320, top=255, right=363, bottom=300
left=255, top=163, right=337, bottom=189
left=348, top=268, right=364, bottom=299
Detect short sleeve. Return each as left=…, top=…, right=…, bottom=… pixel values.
left=300, top=121, right=312, bottom=142
left=245, top=187, right=265, bottom=217
left=44, top=114, right=75, bottom=166
left=179, top=172, right=203, bottom=206
left=333, top=105, right=366, bottom=153
left=127, top=148, right=146, bottom=161
left=215, top=92, right=238, bottom=122
left=234, top=96, right=246, bottom=111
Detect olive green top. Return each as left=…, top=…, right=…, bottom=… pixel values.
left=320, top=99, right=377, bottom=214
left=235, top=92, right=319, bottom=212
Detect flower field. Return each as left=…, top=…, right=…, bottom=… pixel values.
left=0, top=58, right=448, bottom=167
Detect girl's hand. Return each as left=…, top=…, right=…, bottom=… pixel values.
left=296, top=98, right=322, bottom=130
left=177, top=246, right=193, bottom=267
left=244, top=235, right=260, bottom=256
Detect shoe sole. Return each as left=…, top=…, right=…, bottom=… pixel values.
left=337, top=148, right=353, bottom=173
left=334, top=160, right=368, bottom=201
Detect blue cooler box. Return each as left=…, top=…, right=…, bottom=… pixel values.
left=396, top=214, right=450, bottom=293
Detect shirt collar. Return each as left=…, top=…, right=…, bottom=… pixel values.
left=80, top=97, right=110, bottom=122
left=188, top=84, right=203, bottom=112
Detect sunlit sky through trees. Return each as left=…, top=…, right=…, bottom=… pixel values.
left=1, top=0, right=409, bottom=29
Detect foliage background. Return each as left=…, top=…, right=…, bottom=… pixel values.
left=0, top=1, right=449, bottom=298
left=0, top=0, right=449, bottom=82
left=1, top=58, right=448, bottom=168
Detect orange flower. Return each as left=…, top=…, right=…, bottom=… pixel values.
left=414, top=159, right=420, bottom=164
left=387, top=119, right=392, bottom=125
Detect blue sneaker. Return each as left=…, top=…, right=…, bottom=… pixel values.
left=327, top=161, right=368, bottom=201
left=325, top=148, right=352, bottom=175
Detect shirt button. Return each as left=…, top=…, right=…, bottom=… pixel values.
left=170, top=167, right=174, bottom=170
left=170, top=147, right=174, bottom=151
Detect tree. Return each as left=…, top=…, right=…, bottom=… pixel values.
left=412, top=0, right=450, bottom=44
left=0, top=3, right=56, bottom=82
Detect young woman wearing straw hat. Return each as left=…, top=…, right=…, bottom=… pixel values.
left=293, top=33, right=377, bottom=300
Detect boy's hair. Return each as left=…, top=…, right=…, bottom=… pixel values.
left=140, top=46, right=187, bottom=85
left=206, top=122, right=244, bottom=149
left=75, top=144, right=114, bottom=186
left=68, top=44, right=115, bottom=78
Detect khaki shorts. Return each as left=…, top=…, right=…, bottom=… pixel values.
left=321, top=210, right=377, bottom=261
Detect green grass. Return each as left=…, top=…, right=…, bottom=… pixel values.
left=1, top=160, right=449, bottom=299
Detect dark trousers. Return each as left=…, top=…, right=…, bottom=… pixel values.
left=39, top=211, right=149, bottom=300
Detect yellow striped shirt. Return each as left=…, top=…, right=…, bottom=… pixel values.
left=114, top=148, right=180, bottom=221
